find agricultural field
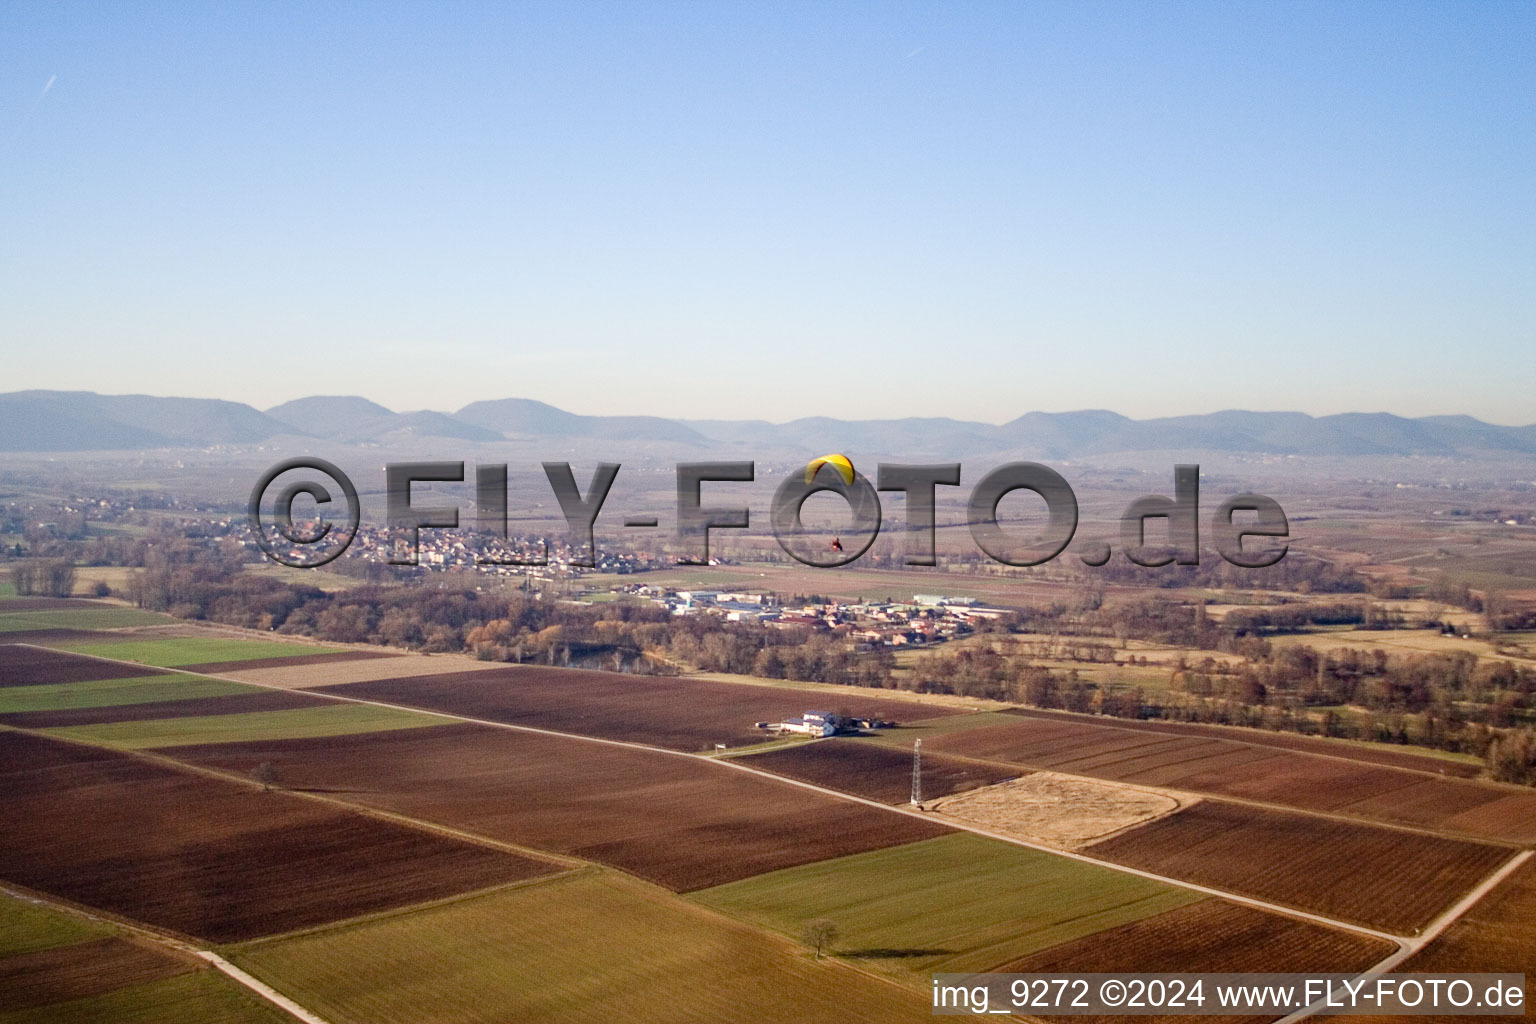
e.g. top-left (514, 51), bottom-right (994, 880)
top-left (0, 963), bottom-right (296, 1024)
top-left (310, 664), bottom-right (965, 751)
top-left (0, 731), bottom-right (557, 942)
top-left (1268, 627), bottom-right (1530, 664)
top-left (231, 870), bottom-right (936, 1024)
top-left (690, 832), bottom-right (1203, 981)
top-left (177, 649), bottom-right (400, 674)
top-left (37, 701), bottom-right (447, 748)
top-left (0, 673), bottom-right (254, 713)
top-left (214, 652), bottom-right (511, 688)
top-left (0, 599), bottom-right (135, 612)
top-left (931, 772), bottom-right (1184, 850)
top-left (0, 645), bottom-right (173, 686)
top-left (2, 622), bottom-right (1528, 1023)
top-left (54, 636), bottom-right (349, 668)
top-left (0, 689), bottom-right (324, 729)
top-left (999, 706), bottom-right (1486, 777)
top-left (1085, 800), bottom-right (1512, 933)
top-left (922, 714), bottom-right (1536, 844)
top-left (0, 895), bottom-right (293, 1024)
top-left (0, 893), bottom-right (113, 957)
top-left (0, 628), bottom-right (104, 647)
top-left (0, 606), bottom-right (174, 632)
top-left (739, 736), bottom-right (1020, 804)
top-left (157, 721), bottom-right (951, 891)
top-left (0, 647), bottom-right (346, 727)
top-left (1333, 856), bottom-right (1536, 1024)
top-left (63, 564), bottom-right (138, 594)
top-left (1, 936), bottom-right (196, 1014)
top-left (1006, 900), bottom-right (1395, 1024)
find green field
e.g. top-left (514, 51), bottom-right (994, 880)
top-left (0, 607), bottom-right (174, 632)
top-left (0, 893), bottom-right (110, 957)
top-left (691, 833), bottom-right (1203, 979)
top-left (0, 582), bottom-right (15, 599)
top-left (0, 969), bottom-right (295, 1024)
top-left (0, 676), bottom-right (259, 714)
top-left (42, 702), bottom-right (445, 749)
top-left (56, 636), bottom-right (347, 667)
top-left (232, 870), bottom-right (933, 1024)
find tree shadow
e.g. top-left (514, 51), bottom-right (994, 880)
top-left (840, 948), bottom-right (956, 959)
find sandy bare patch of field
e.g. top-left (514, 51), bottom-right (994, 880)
top-left (220, 653), bottom-right (503, 688)
top-left (929, 771), bottom-right (1188, 849)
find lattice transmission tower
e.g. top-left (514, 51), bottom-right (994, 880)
top-left (911, 738), bottom-right (922, 807)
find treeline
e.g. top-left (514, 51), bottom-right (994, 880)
top-left (1072, 552), bottom-right (1366, 593)
top-left (9, 559), bottom-right (76, 598)
top-left (892, 628), bottom-right (1536, 780)
top-left (122, 554), bottom-right (900, 687)
top-left (1222, 602), bottom-right (1419, 633)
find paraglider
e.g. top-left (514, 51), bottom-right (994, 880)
top-left (804, 453), bottom-right (855, 486)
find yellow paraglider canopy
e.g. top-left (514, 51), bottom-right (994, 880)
top-left (804, 453), bottom-right (856, 486)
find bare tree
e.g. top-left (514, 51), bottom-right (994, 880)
top-left (802, 918), bottom-right (838, 960)
top-left (253, 761), bottom-right (277, 792)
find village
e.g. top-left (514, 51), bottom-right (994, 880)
top-left (623, 586), bottom-right (1012, 650)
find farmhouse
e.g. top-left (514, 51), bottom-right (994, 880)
top-left (777, 710), bottom-right (838, 737)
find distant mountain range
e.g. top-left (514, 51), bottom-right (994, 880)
top-left (2, 390), bottom-right (1534, 458)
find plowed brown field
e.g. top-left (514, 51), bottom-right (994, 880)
top-left (0, 645), bottom-right (170, 686)
top-left (1086, 801), bottom-right (1510, 933)
top-left (160, 721), bottom-right (951, 891)
top-left (1007, 899), bottom-right (1395, 1024)
top-left (0, 689), bottom-right (321, 728)
top-left (928, 717), bottom-right (1536, 843)
top-left (741, 737), bottom-right (1020, 804)
top-left (0, 732), bottom-right (557, 941)
top-left (312, 665), bottom-right (962, 751)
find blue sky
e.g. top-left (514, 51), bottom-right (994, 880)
top-left (2, 2), bottom-right (1532, 423)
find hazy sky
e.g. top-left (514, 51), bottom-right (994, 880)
top-left (2, 3), bottom-right (1532, 424)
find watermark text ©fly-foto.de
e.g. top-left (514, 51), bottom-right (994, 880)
top-left (248, 455), bottom-right (1289, 571)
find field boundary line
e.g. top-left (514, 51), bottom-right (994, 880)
top-left (14, 643), bottom-right (1415, 949)
top-left (1272, 848), bottom-right (1533, 1024)
top-left (198, 952), bottom-right (335, 1024)
top-left (0, 882), bottom-right (334, 1024)
top-left (230, 866), bottom-right (604, 951)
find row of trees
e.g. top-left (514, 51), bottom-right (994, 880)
top-left (9, 559), bottom-right (76, 598)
